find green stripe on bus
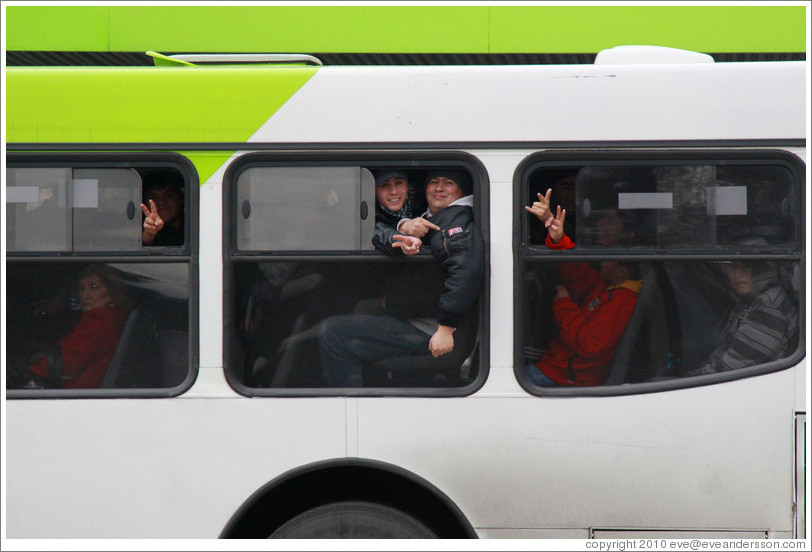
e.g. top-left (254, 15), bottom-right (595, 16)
top-left (6, 66), bottom-right (317, 145)
top-left (489, 6), bottom-right (806, 53)
top-left (6, 5), bottom-right (806, 54)
top-left (180, 152), bottom-right (235, 188)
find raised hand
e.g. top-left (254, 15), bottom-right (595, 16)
top-left (524, 188), bottom-right (553, 222)
top-left (392, 234), bottom-right (422, 255)
top-left (545, 206), bottom-right (567, 244)
top-left (140, 199), bottom-right (164, 245)
top-left (398, 217), bottom-right (440, 239)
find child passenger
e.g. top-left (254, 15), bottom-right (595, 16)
top-left (524, 205), bottom-right (642, 387)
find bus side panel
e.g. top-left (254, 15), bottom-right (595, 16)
top-left (250, 64), bottom-right (805, 144)
top-left (4, 399), bottom-right (348, 538)
top-left (356, 369), bottom-right (797, 536)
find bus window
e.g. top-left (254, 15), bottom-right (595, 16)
top-left (5, 262), bottom-right (191, 390)
top-left (5, 160), bottom-right (194, 396)
top-left (6, 167), bottom-right (146, 252)
top-left (6, 167), bottom-right (72, 251)
top-left (227, 160), bottom-right (486, 394)
top-left (518, 153), bottom-right (803, 392)
top-left (236, 166), bottom-right (375, 251)
top-left (570, 164), bottom-right (798, 250)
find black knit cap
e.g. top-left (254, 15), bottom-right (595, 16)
top-left (375, 169), bottom-right (410, 187)
top-left (425, 169), bottom-right (473, 196)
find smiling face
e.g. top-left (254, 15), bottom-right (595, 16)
top-left (425, 177), bottom-right (463, 214)
top-left (78, 273), bottom-right (112, 312)
top-left (727, 262), bottom-right (753, 297)
top-left (376, 177), bottom-right (409, 212)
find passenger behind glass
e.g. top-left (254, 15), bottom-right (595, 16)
top-left (140, 169), bottom-right (185, 246)
top-left (524, 207), bottom-right (643, 387)
top-left (526, 170), bottom-right (577, 244)
top-left (319, 170), bottom-right (484, 386)
top-left (590, 208), bottom-right (637, 247)
top-left (20, 265), bottom-right (130, 389)
top-left (687, 256), bottom-right (798, 376)
top-left (526, 183), bottom-right (636, 249)
top-left (371, 169), bottom-right (424, 256)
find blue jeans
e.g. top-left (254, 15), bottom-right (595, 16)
top-left (525, 364), bottom-right (557, 387)
top-left (319, 315), bottom-right (432, 387)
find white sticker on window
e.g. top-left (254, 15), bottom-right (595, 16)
top-left (5, 186), bottom-right (39, 203)
top-left (618, 192), bottom-right (673, 210)
top-left (73, 179), bottom-right (99, 208)
top-left (707, 186), bottom-right (747, 216)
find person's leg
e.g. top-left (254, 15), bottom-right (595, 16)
top-left (319, 315), bottom-right (431, 387)
top-left (524, 364), bottom-right (557, 387)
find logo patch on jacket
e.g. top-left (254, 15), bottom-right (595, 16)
top-left (588, 298), bottom-right (600, 311)
top-left (447, 226), bottom-right (463, 236)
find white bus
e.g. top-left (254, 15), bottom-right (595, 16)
top-left (4, 46), bottom-right (807, 540)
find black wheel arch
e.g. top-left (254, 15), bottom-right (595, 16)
top-left (220, 457), bottom-right (477, 538)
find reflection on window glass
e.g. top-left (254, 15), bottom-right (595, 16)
top-left (235, 166), bottom-right (375, 251)
top-left (5, 263), bottom-right (190, 390)
top-left (521, 260), bottom-right (799, 387)
top-left (6, 167), bottom-right (72, 252)
top-left (526, 164), bottom-right (797, 249)
top-left (232, 260), bottom-right (480, 389)
top-left (73, 168), bottom-right (143, 250)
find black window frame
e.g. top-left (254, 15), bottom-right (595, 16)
top-left (5, 152), bottom-right (199, 399)
top-left (514, 149), bottom-right (805, 397)
top-left (223, 150), bottom-right (490, 397)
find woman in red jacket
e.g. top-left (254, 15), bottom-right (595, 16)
top-left (26, 265), bottom-right (128, 389)
top-left (525, 204), bottom-right (642, 387)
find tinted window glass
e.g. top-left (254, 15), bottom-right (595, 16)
top-left (227, 162), bottom-right (485, 394)
top-left (6, 167), bottom-right (72, 252)
top-left (6, 262), bottom-right (190, 391)
top-left (73, 168), bottom-right (142, 251)
top-left (526, 164), bottom-right (798, 250)
top-left (520, 154), bottom-right (803, 392)
top-left (521, 260), bottom-right (800, 386)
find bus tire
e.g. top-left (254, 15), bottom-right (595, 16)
top-left (268, 500), bottom-right (438, 538)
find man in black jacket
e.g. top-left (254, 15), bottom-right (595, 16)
top-left (318, 169), bottom-right (485, 387)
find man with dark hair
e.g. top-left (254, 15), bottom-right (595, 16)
top-left (525, 206), bottom-right (642, 387)
top-left (140, 169), bottom-right (185, 246)
top-left (318, 169), bottom-right (484, 387)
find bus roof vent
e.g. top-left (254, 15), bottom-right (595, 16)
top-left (594, 45), bottom-right (714, 65)
top-left (147, 52), bottom-right (323, 67)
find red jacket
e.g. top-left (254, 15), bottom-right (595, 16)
top-left (29, 305), bottom-right (127, 389)
top-left (534, 233), bottom-right (641, 386)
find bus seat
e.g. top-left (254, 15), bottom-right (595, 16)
top-left (363, 307), bottom-right (479, 387)
top-left (100, 309), bottom-right (160, 388)
top-left (603, 264), bottom-right (669, 386)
